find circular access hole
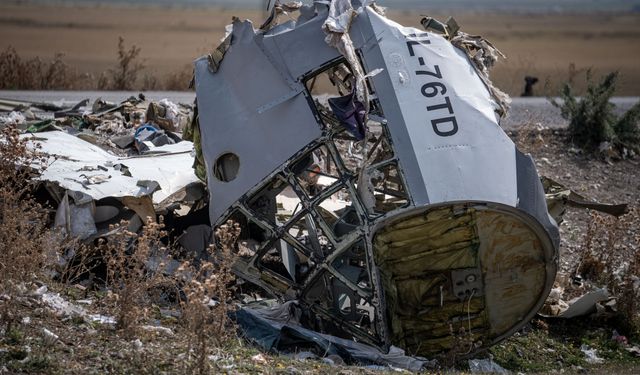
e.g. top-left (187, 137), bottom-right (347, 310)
top-left (213, 152), bottom-right (240, 182)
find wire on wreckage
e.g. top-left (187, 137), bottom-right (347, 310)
top-left (463, 288), bottom-right (477, 355)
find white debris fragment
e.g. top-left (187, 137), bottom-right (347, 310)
top-left (468, 358), bottom-right (509, 374)
top-left (580, 344), bottom-right (604, 364)
top-left (251, 353), bottom-right (267, 364)
top-left (41, 292), bottom-right (86, 318)
top-left (0, 111), bottom-right (26, 125)
top-left (88, 314), bottom-right (116, 325)
top-left (34, 287), bottom-right (116, 325)
top-left (560, 289), bottom-right (609, 318)
top-left (159, 99), bottom-right (180, 125)
top-left (42, 328), bottom-right (59, 345)
top-left (133, 339), bottom-right (143, 351)
top-left (141, 325), bottom-right (174, 336)
top-left (547, 287), bottom-right (563, 303)
top-left (626, 346), bottom-right (640, 357)
top-left (22, 131), bottom-right (198, 205)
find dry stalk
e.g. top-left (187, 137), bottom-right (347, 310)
top-left (440, 324), bottom-right (479, 368)
top-left (576, 207), bottom-right (640, 335)
top-left (100, 218), bottom-right (172, 336)
top-left (0, 126), bottom-right (56, 332)
top-left (178, 220), bottom-right (240, 375)
top-left (99, 37), bottom-right (146, 91)
top-left (511, 121), bottom-right (547, 155)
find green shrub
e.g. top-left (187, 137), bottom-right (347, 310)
top-left (550, 71), bottom-right (640, 154)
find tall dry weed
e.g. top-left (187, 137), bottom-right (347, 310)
top-left (178, 221), bottom-right (240, 375)
top-left (0, 126), bottom-right (54, 331)
top-left (0, 46), bottom-right (85, 90)
top-left (100, 218), bottom-right (173, 336)
top-left (576, 207), bottom-right (640, 335)
top-left (99, 37), bottom-right (146, 91)
top-left (0, 44), bottom-right (191, 91)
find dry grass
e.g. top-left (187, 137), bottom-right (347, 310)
top-left (163, 65), bottom-right (193, 91)
top-left (0, 43), bottom-right (194, 91)
top-left (440, 324), bottom-right (480, 367)
top-left (0, 125), bottom-right (249, 372)
top-left (0, 46), bottom-right (90, 90)
top-left (0, 125), bottom-right (53, 332)
top-left (178, 221), bottom-right (240, 374)
top-left (577, 207), bottom-right (640, 336)
top-left (1, 3), bottom-right (640, 95)
top-left (510, 121), bottom-right (548, 154)
top-left (99, 218), bottom-right (173, 335)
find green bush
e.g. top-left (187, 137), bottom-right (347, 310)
top-left (550, 71), bottom-right (640, 155)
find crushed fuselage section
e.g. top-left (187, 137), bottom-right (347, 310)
top-left (195, 3), bottom-right (558, 357)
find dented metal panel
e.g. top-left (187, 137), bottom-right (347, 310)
top-left (195, 19), bottom-right (322, 223)
top-left (22, 131), bottom-right (199, 204)
top-left (363, 10), bottom-right (518, 207)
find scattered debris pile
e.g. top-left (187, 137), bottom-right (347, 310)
top-left (0, 94), bottom-right (214, 278)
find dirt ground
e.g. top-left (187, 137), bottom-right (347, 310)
top-left (508, 124), bottom-right (640, 276)
top-left (2, 124), bottom-right (639, 373)
top-left (1, 3), bottom-right (640, 95)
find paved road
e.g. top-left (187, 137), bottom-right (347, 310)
top-left (503, 96), bottom-right (639, 129)
top-left (1, 90), bottom-right (637, 129)
top-left (0, 90), bottom-right (197, 107)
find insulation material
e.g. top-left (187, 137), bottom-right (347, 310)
top-left (476, 211), bottom-right (548, 336)
top-left (374, 204), bottom-right (554, 357)
top-left (450, 32), bottom-right (511, 117)
top-left (374, 206), bottom-right (488, 356)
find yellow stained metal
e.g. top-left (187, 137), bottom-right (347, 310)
top-left (476, 211), bottom-right (546, 336)
top-left (374, 205), bottom-right (550, 357)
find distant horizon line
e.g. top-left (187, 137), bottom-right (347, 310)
top-left (7, 0), bottom-right (640, 13)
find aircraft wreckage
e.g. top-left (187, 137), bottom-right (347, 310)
top-left (11, 0), bottom-right (627, 363)
top-left (193, 0), bottom-right (559, 358)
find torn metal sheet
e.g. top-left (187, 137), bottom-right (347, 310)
top-left (195, 0), bottom-right (559, 359)
top-left (21, 131), bottom-right (199, 205)
top-left (542, 176), bottom-right (628, 223)
top-left (235, 301), bottom-right (433, 371)
top-left (541, 288), bottom-right (611, 319)
top-left (54, 192), bottom-right (97, 240)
